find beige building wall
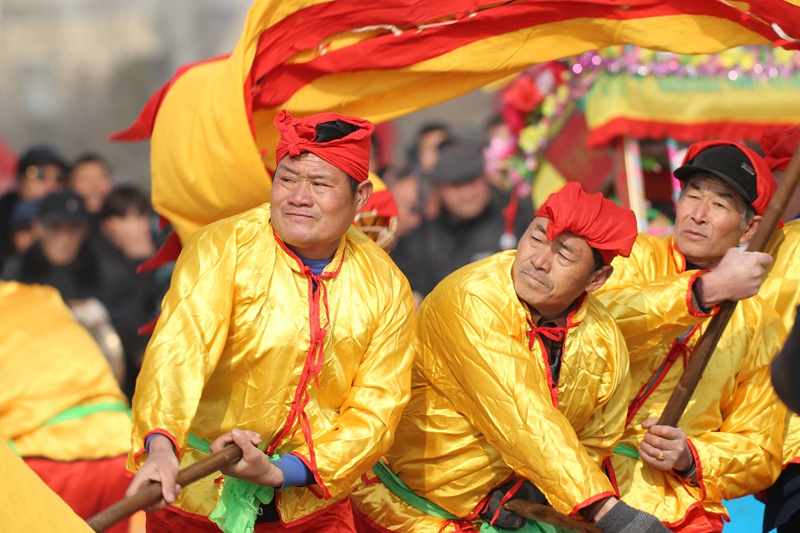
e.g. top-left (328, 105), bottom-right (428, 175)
top-left (0, 0), bottom-right (250, 185)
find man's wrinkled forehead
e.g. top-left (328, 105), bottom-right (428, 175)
top-left (531, 217), bottom-right (585, 246)
top-left (275, 152), bottom-right (345, 179)
top-left (684, 173), bottom-right (747, 207)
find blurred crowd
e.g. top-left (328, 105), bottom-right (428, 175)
top-left (378, 118), bottom-right (535, 307)
top-left (0, 145), bottom-right (169, 400)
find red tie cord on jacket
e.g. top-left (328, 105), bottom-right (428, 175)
top-left (527, 317), bottom-right (567, 408)
top-left (268, 232), bottom-right (345, 499)
top-left (526, 323), bottom-right (567, 346)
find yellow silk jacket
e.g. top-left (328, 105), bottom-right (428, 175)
top-left (762, 220), bottom-right (800, 464)
top-left (128, 203), bottom-right (415, 524)
top-left (597, 234), bottom-right (786, 527)
top-left (0, 282), bottom-right (130, 461)
top-left (352, 252), bottom-right (630, 531)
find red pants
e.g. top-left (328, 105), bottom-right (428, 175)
top-left (147, 497), bottom-right (356, 532)
top-left (24, 455), bottom-right (130, 533)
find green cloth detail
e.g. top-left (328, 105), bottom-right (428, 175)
top-left (189, 434), bottom-right (280, 533)
top-left (187, 432), bottom-right (212, 454)
top-left (209, 472), bottom-right (278, 533)
top-left (613, 443), bottom-right (642, 460)
top-left (373, 461), bottom-right (460, 520)
top-left (41, 401), bottom-right (129, 427)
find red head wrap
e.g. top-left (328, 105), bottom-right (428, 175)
top-left (761, 126), bottom-right (800, 172)
top-left (534, 182), bottom-right (637, 265)
top-left (273, 110), bottom-right (374, 182)
top-left (678, 140), bottom-right (776, 217)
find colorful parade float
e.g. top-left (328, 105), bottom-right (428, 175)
top-left (485, 44), bottom-right (800, 234)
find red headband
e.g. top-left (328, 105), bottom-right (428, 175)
top-left (761, 126), bottom-right (800, 172)
top-left (534, 182), bottom-right (637, 265)
top-left (274, 110), bottom-right (374, 182)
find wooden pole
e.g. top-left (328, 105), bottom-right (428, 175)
top-left (657, 146), bottom-right (800, 426)
top-left (86, 445), bottom-right (242, 532)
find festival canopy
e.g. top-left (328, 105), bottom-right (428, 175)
top-left (113, 0), bottom-right (800, 244)
top-left (583, 45), bottom-right (800, 147)
top-left (485, 44), bottom-right (800, 213)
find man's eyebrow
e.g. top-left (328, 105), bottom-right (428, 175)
top-left (692, 180), bottom-right (736, 201)
top-left (534, 223), bottom-right (547, 234)
top-left (559, 241), bottom-right (575, 254)
top-left (275, 165), bottom-right (334, 181)
top-left (305, 172), bottom-right (336, 181)
top-left (714, 189), bottom-right (735, 201)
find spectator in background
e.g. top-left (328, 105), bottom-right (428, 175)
top-left (408, 122), bottom-right (450, 178)
top-left (484, 113), bottom-right (515, 191)
top-left (2, 190), bottom-right (138, 387)
top-left (393, 142), bottom-right (533, 300)
top-left (390, 170), bottom-right (424, 240)
top-left (99, 185), bottom-right (157, 263)
top-left (408, 122), bottom-right (450, 221)
top-left (0, 144), bottom-right (67, 258)
top-left (8, 199), bottom-right (39, 255)
top-left (97, 185), bottom-right (167, 398)
top-left (69, 153), bottom-right (114, 217)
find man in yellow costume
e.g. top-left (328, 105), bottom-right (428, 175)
top-left (0, 280), bottom-right (132, 533)
top-left (351, 182), bottom-right (670, 533)
top-left (125, 110), bottom-right (415, 533)
top-left (596, 140), bottom-right (787, 533)
top-left (757, 126), bottom-right (800, 533)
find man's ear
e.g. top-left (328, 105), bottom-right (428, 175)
top-left (585, 264), bottom-right (613, 293)
top-left (355, 180), bottom-right (373, 212)
top-left (739, 215), bottom-right (761, 245)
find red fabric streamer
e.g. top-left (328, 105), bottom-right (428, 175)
top-left (534, 182), bottom-right (637, 264)
top-left (273, 110), bottom-right (374, 182)
top-left (761, 126), bottom-right (800, 172)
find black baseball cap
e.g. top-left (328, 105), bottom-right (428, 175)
top-left (673, 144), bottom-right (758, 205)
top-left (429, 144), bottom-right (485, 185)
top-left (36, 191), bottom-right (89, 225)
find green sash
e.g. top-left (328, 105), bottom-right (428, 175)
top-left (372, 462), bottom-right (564, 533)
top-left (372, 461), bottom-right (459, 520)
top-left (7, 400), bottom-right (130, 455)
top-left (41, 401), bottom-right (130, 426)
